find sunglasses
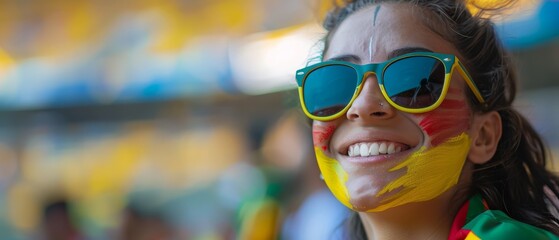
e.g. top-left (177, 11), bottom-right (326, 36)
top-left (295, 52), bottom-right (485, 121)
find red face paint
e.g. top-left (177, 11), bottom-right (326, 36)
top-left (445, 87), bottom-right (462, 96)
top-left (312, 124), bottom-right (336, 151)
top-left (419, 97), bottom-right (471, 146)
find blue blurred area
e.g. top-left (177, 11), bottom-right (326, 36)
top-left (497, 0), bottom-right (559, 50)
top-left (0, 28), bottom-right (234, 109)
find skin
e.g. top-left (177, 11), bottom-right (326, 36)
top-left (312, 3), bottom-right (502, 239)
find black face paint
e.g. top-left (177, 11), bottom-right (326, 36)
top-left (369, 5), bottom-right (381, 60)
top-left (373, 5), bottom-right (381, 26)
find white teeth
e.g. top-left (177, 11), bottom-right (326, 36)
top-left (379, 142), bottom-right (387, 154)
top-left (359, 144), bottom-right (368, 157)
top-left (387, 143), bottom-right (395, 154)
top-left (347, 142), bottom-right (405, 157)
top-left (369, 143), bottom-right (379, 156)
top-left (348, 145), bottom-right (359, 157)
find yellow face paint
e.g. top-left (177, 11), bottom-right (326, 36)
top-left (315, 132), bottom-right (471, 212)
top-left (314, 147), bottom-right (352, 209)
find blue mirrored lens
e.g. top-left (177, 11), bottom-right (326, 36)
top-left (383, 57), bottom-right (445, 109)
top-left (303, 65), bottom-right (357, 117)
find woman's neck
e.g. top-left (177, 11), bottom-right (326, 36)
top-left (359, 192), bottom-right (466, 240)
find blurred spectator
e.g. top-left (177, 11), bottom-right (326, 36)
top-left (117, 205), bottom-right (175, 240)
top-left (281, 188), bottom-right (348, 240)
top-left (279, 149), bottom-right (350, 240)
top-left (39, 200), bottom-right (85, 240)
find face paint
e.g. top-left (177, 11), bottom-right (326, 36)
top-left (312, 124), bottom-right (336, 151)
top-left (314, 132), bottom-right (471, 212)
top-left (373, 5), bottom-right (381, 26)
top-left (314, 146), bottom-right (352, 208)
top-left (370, 132), bottom-right (471, 211)
top-left (368, 6), bottom-right (381, 61)
top-left (369, 37), bottom-right (374, 61)
top-left (419, 93), bottom-right (471, 146)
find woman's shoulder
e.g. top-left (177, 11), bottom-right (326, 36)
top-left (450, 194), bottom-right (559, 240)
top-left (463, 209), bottom-right (559, 240)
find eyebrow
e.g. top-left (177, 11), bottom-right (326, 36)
top-left (386, 47), bottom-right (433, 59)
top-left (326, 54), bottom-right (360, 62)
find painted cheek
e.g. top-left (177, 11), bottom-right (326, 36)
top-left (312, 123), bottom-right (351, 209)
top-left (419, 97), bottom-right (471, 146)
top-left (314, 146), bottom-right (351, 209)
top-left (312, 124), bottom-right (337, 151)
top-left (370, 133), bottom-right (471, 212)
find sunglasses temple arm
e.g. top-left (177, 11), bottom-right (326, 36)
top-left (455, 63), bottom-right (486, 104)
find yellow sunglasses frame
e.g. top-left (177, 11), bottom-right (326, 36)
top-left (295, 52), bottom-right (486, 121)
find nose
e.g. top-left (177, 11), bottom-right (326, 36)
top-left (346, 73), bottom-right (396, 121)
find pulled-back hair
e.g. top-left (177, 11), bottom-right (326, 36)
top-left (320, 0), bottom-right (559, 238)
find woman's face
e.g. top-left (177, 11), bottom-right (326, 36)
top-left (313, 3), bottom-right (475, 212)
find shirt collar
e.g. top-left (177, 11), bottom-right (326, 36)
top-left (448, 194), bottom-right (489, 240)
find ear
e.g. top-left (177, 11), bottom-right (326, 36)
top-left (468, 111), bottom-right (502, 164)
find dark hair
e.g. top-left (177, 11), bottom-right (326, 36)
top-left (320, 0), bottom-right (559, 237)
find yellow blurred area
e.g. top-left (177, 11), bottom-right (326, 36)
top-left (238, 198), bottom-right (281, 240)
top-left (0, 48), bottom-right (14, 66)
top-left (98, 122), bottom-right (244, 193)
top-left (7, 183), bottom-right (41, 232)
top-left (467, 0), bottom-right (541, 20)
top-left (0, 47), bottom-right (14, 83)
top-left (11, 117), bottom-right (249, 231)
top-left (0, 48), bottom-right (14, 80)
top-left (0, 0), bottom-right (264, 58)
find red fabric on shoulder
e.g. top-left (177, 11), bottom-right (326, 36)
top-left (448, 200), bottom-right (471, 240)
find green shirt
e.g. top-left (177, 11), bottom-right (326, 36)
top-left (448, 194), bottom-right (559, 240)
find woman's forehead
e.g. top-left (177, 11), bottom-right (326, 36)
top-left (324, 3), bottom-right (456, 63)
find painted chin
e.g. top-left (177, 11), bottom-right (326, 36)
top-left (346, 170), bottom-right (405, 212)
top-left (337, 146), bottom-right (419, 211)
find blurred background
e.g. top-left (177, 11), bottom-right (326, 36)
top-left (0, 0), bottom-right (558, 239)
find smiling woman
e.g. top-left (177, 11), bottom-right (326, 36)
top-left (295, 0), bottom-right (559, 239)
